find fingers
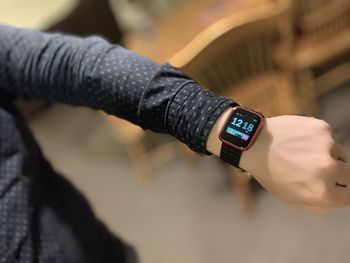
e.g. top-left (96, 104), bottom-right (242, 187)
top-left (292, 163), bottom-right (350, 211)
top-left (327, 133), bottom-right (350, 206)
top-left (303, 158), bottom-right (350, 211)
top-left (328, 163), bottom-right (350, 207)
top-left (330, 142), bottom-right (348, 163)
top-left (335, 162), bottom-right (350, 185)
top-left (262, 116), bottom-right (350, 213)
top-left (318, 120), bottom-right (348, 163)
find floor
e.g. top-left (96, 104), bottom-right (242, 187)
top-left (2, 1), bottom-right (350, 262)
top-left (27, 84), bottom-right (350, 263)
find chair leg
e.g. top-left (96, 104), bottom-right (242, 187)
top-left (179, 143), bottom-right (200, 163)
top-left (227, 166), bottom-right (255, 217)
top-left (126, 143), bottom-right (153, 183)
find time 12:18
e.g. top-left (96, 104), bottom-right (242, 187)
top-left (231, 118), bottom-right (255, 132)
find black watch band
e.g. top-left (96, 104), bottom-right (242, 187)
top-left (220, 143), bottom-right (242, 168)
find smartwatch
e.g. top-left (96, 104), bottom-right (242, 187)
top-left (219, 106), bottom-right (265, 169)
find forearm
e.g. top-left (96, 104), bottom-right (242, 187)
top-left (0, 24), bottom-right (235, 154)
top-left (0, 24), bottom-right (159, 121)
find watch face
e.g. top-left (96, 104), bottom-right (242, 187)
top-left (220, 107), bottom-right (263, 150)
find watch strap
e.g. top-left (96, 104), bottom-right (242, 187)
top-left (220, 143), bottom-right (242, 168)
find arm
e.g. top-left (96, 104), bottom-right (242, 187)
top-left (2, 24), bottom-right (350, 213)
top-left (0, 24), bottom-right (234, 154)
top-left (207, 109), bottom-right (350, 213)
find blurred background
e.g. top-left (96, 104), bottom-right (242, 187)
top-left (1, 0), bottom-right (350, 262)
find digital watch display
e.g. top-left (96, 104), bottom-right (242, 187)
top-left (219, 106), bottom-right (265, 168)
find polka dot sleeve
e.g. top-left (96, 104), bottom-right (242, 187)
top-left (0, 24), bottom-right (237, 155)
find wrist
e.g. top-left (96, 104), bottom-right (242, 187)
top-left (207, 108), bottom-right (271, 173)
top-left (206, 107), bottom-right (232, 156)
top-left (239, 120), bottom-right (271, 172)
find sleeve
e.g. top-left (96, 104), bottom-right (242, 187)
top-left (0, 24), bottom-right (237, 154)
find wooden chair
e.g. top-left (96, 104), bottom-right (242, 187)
top-left (293, 0), bottom-right (350, 95)
top-left (169, 0), bottom-right (301, 215)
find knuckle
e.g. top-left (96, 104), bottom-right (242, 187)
top-left (316, 187), bottom-right (332, 205)
top-left (307, 185), bottom-right (333, 207)
top-left (322, 133), bottom-right (335, 145)
top-left (316, 159), bottom-right (337, 175)
top-left (317, 120), bottom-right (331, 131)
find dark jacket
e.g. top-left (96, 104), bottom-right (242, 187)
top-left (0, 24), bottom-right (234, 262)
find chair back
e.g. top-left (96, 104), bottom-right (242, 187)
top-left (170, 0), bottom-right (300, 117)
top-left (294, 0), bottom-right (350, 41)
top-left (293, 0), bottom-right (350, 96)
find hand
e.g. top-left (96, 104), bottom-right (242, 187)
top-left (207, 111), bottom-right (350, 213)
